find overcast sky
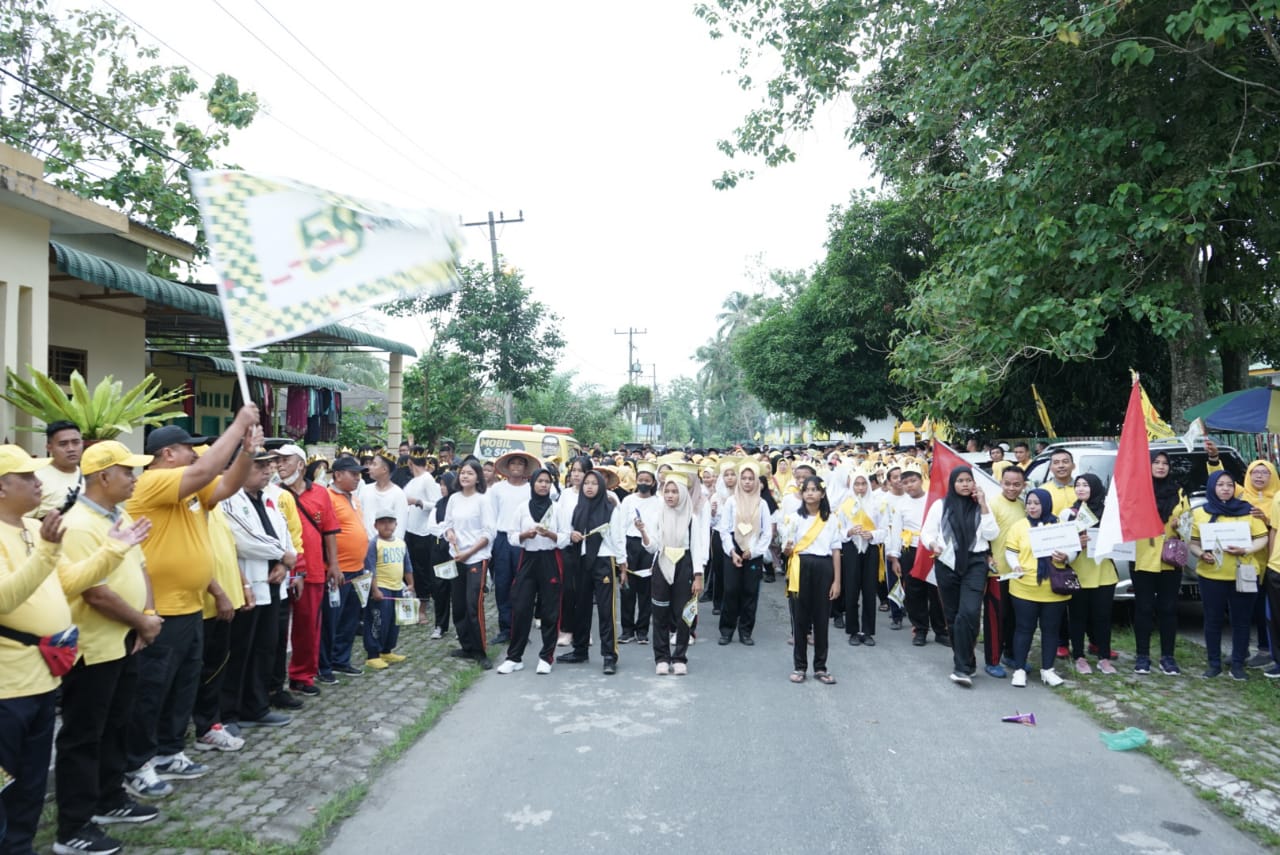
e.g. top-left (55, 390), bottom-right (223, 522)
top-left (94, 0), bottom-right (874, 392)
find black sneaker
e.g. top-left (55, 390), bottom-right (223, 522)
top-left (270, 690), bottom-right (304, 710)
top-left (619, 632), bottom-right (636, 644)
top-left (333, 664), bottom-right (363, 676)
top-left (1230, 663), bottom-right (1249, 682)
top-left (602, 660), bottom-right (617, 675)
top-left (635, 634), bottom-right (649, 645)
top-left (912, 633), bottom-right (927, 647)
top-left (290, 681), bottom-right (321, 697)
top-left (935, 634), bottom-right (953, 648)
top-left (890, 619), bottom-right (903, 630)
top-left (475, 655), bottom-right (493, 670)
top-left (53, 823), bottom-right (122, 855)
top-left (862, 635), bottom-right (876, 647)
top-left (848, 634), bottom-right (863, 646)
top-left (833, 615), bottom-right (845, 629)
top-left (316, 672), bottom-right (338, 685)
top-left (92, 799), bottom-right (159, 825)
top-left (718, 635), bottom-right (732, 645)
top-left (489, 631), bottom-right (511, 645)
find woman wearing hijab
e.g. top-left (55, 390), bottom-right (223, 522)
top-left (1238, 460), bottom-right (1278, 666)
top-left (1005, 488), bottom-right (1077, 687)
top-left (641, 472), bottom-right (708, 674)
top-left (705, 461), bottom-right (738, 613)
top-left (759, 466), bottom-right (780, 583)
top-left (717, 461), bottom-right (771, 646)
top-left (781, 476), bottom-right (842, 684)
top-left (442, 459), bottom-right (496, 669)
top-left (566, 470), bottom-right (627, 674)
top-left (1061, 473), bottom-right (1119, 675)
top-left (839, 469), bottom-right (888, 647)
top-left (423, 471), bottom-right (458, 640)
top-left (920, 466), bottom-right (1000, 687)
top-left (497, 469), bottom-right (563, 675)
top-left (1191, 471), bottom-right (1270, 680)
top-left (1132, 452), bottom-right (1192, 675)
top-left (555, 456), bottom-right (591, 650)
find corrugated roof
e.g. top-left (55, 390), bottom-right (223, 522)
top-left (157, 352), bottom-right (349, 391)
top-left (50, 241), bottom-right (416, 356)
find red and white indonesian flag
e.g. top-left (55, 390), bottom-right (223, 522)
top-left (190, 170), bottom-right (463, 351)
top-left (1095, 378), bottom-right (1165, 555)
top-left (910, 441), bottom-right (1002, 583)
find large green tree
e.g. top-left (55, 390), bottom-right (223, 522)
top-left (401, 350), bottom-right (495, 450)
top-left (733, 194), bottom-right (923, 433)
top-left (0, 0), bottom-right (258, 269)
top-left (697, 0), bottom-right (1280, 426)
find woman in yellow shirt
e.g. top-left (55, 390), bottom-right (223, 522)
top-left (1190, 471), bottom-right (1269, 680)
top-left (1132, 451), bottom-right (1192, 675)
top-left (1004, 488), bottom-right (1076, 688)
top-left (1062, 474), bottom-right (1119, 675)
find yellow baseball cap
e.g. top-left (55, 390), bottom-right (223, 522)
top-left (0, 444), bottom-right (50, 476)
top-left (80, 440), bottom-right (153, 476)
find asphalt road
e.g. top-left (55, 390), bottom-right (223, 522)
top-left (326, 582), bottom-right (1263, 855)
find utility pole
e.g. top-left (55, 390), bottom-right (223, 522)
top-left (650, 363), bottom-right (661, 444)
top-left (613, 328), bottom-right (647, 440)
top-left (463, 210), bottom-right (524, 423)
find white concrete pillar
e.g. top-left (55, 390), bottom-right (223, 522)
top-left (386, 352), bottom-right (403, 446)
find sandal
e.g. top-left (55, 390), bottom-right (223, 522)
top-left (789, 670), bottom-right (806, 683)
top-left (815, 671), bottom-right (837, 685)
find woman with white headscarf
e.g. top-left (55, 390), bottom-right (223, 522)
top-left (640, 472), bottom-right (708, 675)
top-left (716, 460), bottom-right (771, 646)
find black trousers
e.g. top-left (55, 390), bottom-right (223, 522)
top-left (621, 536), bottom-right (653, 637)
top-left (652, 558), bottom-right (694, 664)
top-left (1069, 583), bottom-right (1116, 659)
top-left (56, 645), bottom-right (137, 837)
top-left (1132, 569), bottom-right (1181, 659)
top-left (1012, 595), bottom-right (1067, 671)
top-left (1265, 568), bottom-right (1280, 665)
top-left (451, 560), bottom-right (488, 657)
top-left (0, 690), bottom-right (56, 855)
top-left (936, 555), bottom-right (988, 675)
top-left (904, 549), bottom-right (947, 638)
top-left (410, 533), bottom-right (451, 630)
top-left (572, 556), bottom-right (619, 663)
top-left (558, 548), bottom-right (581, 641)
top-left (507, 549), bottom-right (562, 664)
top-left (192, 616), bottom-right (231, 737)
top-left (270, 591), bottom-right (291, 694)
top-left (719, 553), bottom-right (762, 638)
top-left (843, 543), bottom-right (880, 637)
top-left (127, 610), bottom-right (203, 768)
top-left (793, 554), bottom-right (835, 673)
top-left (707, 524), bottom-right (725, 607)
top-left (222, 588), bottom-right (280, 724)
top-left (981, 577), bottom-right (1013, 666)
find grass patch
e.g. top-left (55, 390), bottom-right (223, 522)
top-left (239, 766), bottom-right (264, 783)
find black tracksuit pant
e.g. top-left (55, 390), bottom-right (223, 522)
top-left (793, 554), bottom-right (835, 673)
top-left (719, 552), bottom-right (762, 639)
top-left (621, 536), bottom-right (653, 639)
top-left (652, 557), bottom-right (695, 664)
top-left (843, 542), bottom-right (880, 637)
top-left (572, 556), bottom-right (618, 663)
top-left (506, 548), bottom-right (562, 664)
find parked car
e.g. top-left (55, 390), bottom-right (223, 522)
top-left (1025, 440), bottom-right (1247, 601)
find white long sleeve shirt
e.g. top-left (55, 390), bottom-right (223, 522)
top-left (718, 498), bottom-right (774, 560)
top-left (488, 479), bottom-right (532, 535)
top-left (360, 482), bottom-right (408, 540)
top-left (220, 488), bottom-right (289, 604)
top-left (507, 503), bottom-right (562, 553)
top-left (443, 491), bottom-right (496, 564)
top-left (404, 473), bottom-right (442, 537)
top-left (920, 501), bottom-right (1001, 568)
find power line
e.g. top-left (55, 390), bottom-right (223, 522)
top-left (253, 0), bottom-right (494, 201)
top-left (97, 0), bottom-right (424, 202)
top-left (0, 131), bottom-right (114, 183)
top-left (0, 65), bottom-right (189, 169)
top-left (208, 0), bottom-right (477, 200)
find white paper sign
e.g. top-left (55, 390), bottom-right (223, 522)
top-left (1027, 522), bottom-right (1081, 558)
top-left (1199, 521), bottom-right (1252, 551)
top-left (1086, 530), bottom-right (1136, 561)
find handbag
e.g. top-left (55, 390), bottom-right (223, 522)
top-left (0, 624), bottom-right (79, 677)
top-left (1160, 536), bottom-right (1189, 568)
top-left (1049, 565), bottom-right (1082, 595)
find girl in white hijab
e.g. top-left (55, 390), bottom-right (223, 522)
top-left (640, 473), bottom-right (709, 675)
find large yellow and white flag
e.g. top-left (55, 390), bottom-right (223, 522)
top-left (190, 170), bottom-right (463, 351)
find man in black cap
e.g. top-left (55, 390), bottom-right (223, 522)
top-left (122, 407), bottom-right (262, 798)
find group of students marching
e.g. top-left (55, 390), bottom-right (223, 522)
top-left (413, 437), bottom-right (1280, 692)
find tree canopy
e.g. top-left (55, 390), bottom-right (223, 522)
top-left (697, 0), bottom-right (1280, 427)
top-left (0, 0), bottom-right (258, 268)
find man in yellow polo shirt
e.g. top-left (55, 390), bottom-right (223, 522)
top-left (0, 444), bottom-right (147, 855)
top-left (123, 408), bottom-right (261, 797)
top-left (54, 441), bottom-right (164, 853)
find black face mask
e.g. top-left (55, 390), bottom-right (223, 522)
top-left (636, 482), bottom-right (654, 496)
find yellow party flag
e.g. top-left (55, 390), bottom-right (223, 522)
top-left (1031, 384), bottom-right (1057, 438)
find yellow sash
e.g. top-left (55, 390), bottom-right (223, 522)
top-left (787, 516), bottom-right (827, 594)
top-left (901, 528), bottom-right (918, 549)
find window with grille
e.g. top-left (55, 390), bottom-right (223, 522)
top-left (47, 347), bottom-right (87, 384)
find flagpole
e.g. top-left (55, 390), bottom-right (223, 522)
top-left (231, 348), bottom-right (253, 407)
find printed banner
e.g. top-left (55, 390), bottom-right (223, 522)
top-left (190, 170), bottom-right (463, 351)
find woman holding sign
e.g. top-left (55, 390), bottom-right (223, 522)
top-left (1191, 471), bottom-right (1269, 680)
top-left (1061, 474), bottom-right (1118, 675)
top-left (1005, 488), bottom-right (1077, 687)
top-left (497, 468), bottom-right (563, 675)
top-left (641, 471), bottom-right (707, 675)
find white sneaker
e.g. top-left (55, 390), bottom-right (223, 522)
top-left (495, 659), bottom-right (523, 675)
top-left (1040, 668), bottom-right (1065, 687)
top-left (656, 661), bottom-right (670, 675)
top-left (430, 627), bottom-right (443, 640)
top-left (124, 760), bottom-right (173, 799)
top-left (557, 632), bottom-right (572, 647)
top-left (536, 659), bottom-right (552, 674)
top-left (673, 662), bottom-right (688, 676)
top-left (195, 723), bottom-right (245, 752)
top-left (1011, 668), bottom-right (1027, 688)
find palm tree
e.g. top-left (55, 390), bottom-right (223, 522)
top-left (263, 351), bottom-right (389, 390)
